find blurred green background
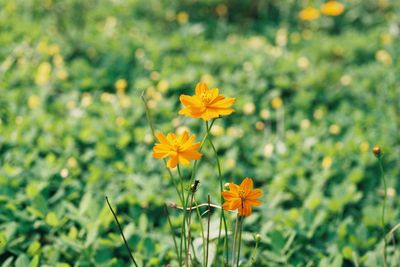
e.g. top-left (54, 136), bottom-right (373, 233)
top-left (0, 0), bottom-right (399, 266)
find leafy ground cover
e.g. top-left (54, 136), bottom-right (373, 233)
top-left (0, 0), bottom-right (399, 266)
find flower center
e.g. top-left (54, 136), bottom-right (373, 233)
top-left (200, 92), bottom-right (212, 104)
top-left (238, 189), bottom-right (246, 199)
top-left (172, 140), bottom-right (181, 152)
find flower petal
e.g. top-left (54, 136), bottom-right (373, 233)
top-left (221, 191), bottom-right (239, 200)
top-left (195, 82), bottom-right (208, 95)
top-left (247, 189), bottom-right (263, 200)
top-left (240, 177), bottom-right (254, 195)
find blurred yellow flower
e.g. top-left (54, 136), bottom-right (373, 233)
top-left (375, 50), bottom-right (392, 65)
top-left (272, 97), bottom-right (283, 109)
top-left (299, 7), bottom-right (320, 21)
top-left (177, 11), bottom-right (189, 24)
top-left (115, 79), bottom-right (127, 92)
top-left (329, 124), bottom-right (341, 135)
top-left (321, 1), bottom-right (344, 16)
top-left (216, 4), bottom-right (228, 17)
top-left (243, 102), bottom-right (255, 115)
top-left (210, 125), bottom-right (224, 136)
top-left (28, 95), bottom-right (40, 109)
top-left (179, 82), bottom-right (235, 121)
top-left (35, 62), bottom-right (52, 86)
top-left (152, 131), bottom-right (202, 168)
top-left (222, 177), bottom-right (263, 217)
top-left (322, 156), bottom-right (333, 169)
top-left (67, 157), bottom-right (78, 168)
top-left (157, 80), bottom-right (169, 92)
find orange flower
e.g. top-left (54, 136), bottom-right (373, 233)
top-left (152, 131), bottom-right (202, 168)
top-left (179, 82), bottom-right (235, 121)
top-left (221, 177), bottom-right (263, 217)
top-left (298, 7), bottom-right (320, 21)
top-left (321, 1), bottom-right (344, 16)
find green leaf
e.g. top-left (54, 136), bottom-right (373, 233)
top-left (15, 254), bottom-right (29, 267)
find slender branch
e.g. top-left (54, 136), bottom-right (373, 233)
top-left (206, 120), bottom-right (228, 265)
top-left (169, 202), bottom-right (225, 211)
top-left (206, 195), bottom-right (211, 267)
top-left (193, 197), bottom-right (207, 266)
top-left (231, 216), bottom-right (239, 267)
top-left (165, 203), bottom-right (180, 264)
top-left (177, 165), bottom-right (188, 267)
top-left (377, 155), bottom-right (388, 267)
top-left (236, 217), bottom-right (244, 267)
top-left (186, 193), bottom-right (195, 267)
top-left (105, 197), bottom-right (138, 267)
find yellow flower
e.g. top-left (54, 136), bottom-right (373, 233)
top-left (115, 79), bottom-right (127, 92)
top-left (152, 131), bottom-right (202, 168)
top-left (321, 1), bottom-right (344, 16)
top-left (221, 177), bottom-right (263, 217)
top-left (179, 82), bottom-right (235, 121)
top-left (299, 7), bottom-right (320, 21)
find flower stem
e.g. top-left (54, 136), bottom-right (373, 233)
top-left (186, 192), bottom-right (195, 267)
top-left (206, 194), bottom-right (211, 267)
top-left (177, 165), bottom-right (189, 267)
top-left (105, 197), bottom-right (138, 267)
top-left (193, 197), bottom-right (207, 266)
top-left (236, 217), bottom-right (244, 267)
top-left (249, 235), bottom-right (260, 267)
top-left (164, 203), bottom-right (180, 263)
top-left (206, 120), bottom-right (228, 265)
top-left (142, 93), bottom-right (186, 266)
top-left (377, 156), bottom-right (388, 267)
top-left (231, 216), bottom-right (239, 267)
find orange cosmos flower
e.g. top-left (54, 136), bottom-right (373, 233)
top-left (321, 1), bottom-right (344, 16)
top-left (179, 82), bottom-right (235, 121)
top-left (152, 131), bottom-right (202, 168)
top-left (221, 177), bottom-right (263, 217)
top-left (299, 7), bottom-right (320, 21)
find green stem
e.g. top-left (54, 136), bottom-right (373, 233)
top-left (193, 197), bottom-right (207, 266)
top-left (236, 217), bottom-right (244, 267)
top-left (231, 216), bottom-right (239, 267)
top-left (186, 193), bottom-right (195, 267)
top-left (377, 156), bottom-right (388, 267)
top-left (178, 165), bottom-right (188, 267)
top-left (164, 203), bottom-right (180, 263)
top-left (206, 120), bottom-right (229, 265)
top-left (206, 195), bottom-right (211, 267)
top-left (142, 93), bottom-right (186, 266)
top-left (249, 236), bottom-right (260, 267)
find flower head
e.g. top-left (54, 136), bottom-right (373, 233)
top-left (321, 1), bottom-right (344, 16)
top-left (152, 131), bottom-right (202, 168)
top-left (299, 7), bottom-right (320, 21)
top-left (179, 82), bottom-right (235, 121)
top-left (221, 177), bottom-right (263, 217)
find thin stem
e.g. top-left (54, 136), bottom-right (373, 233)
top-left (193, 197), bottom-right (207, 266)
top-left (165, 203), bottom-right (180, 264)
top-left (377, 156), bottom-right (388, 267)
top-left (142, 93), bottom-right (186, 267)
top-left (206, 120), bottom-right (228, 265)
top-left (186, 193), bottom-right (195, 267)
top-left (169, 202), bottom-right (224, 211)
top-left (236, 217), bottom-right (244, 267)
top-left (206, 195), bottom-right (211, 267)
top-left (177, 165), bottom-right (188, 267)
top-left (249, 236), bottom-right (260, 267)
top-left (231, 216), bottom-right (239, 267)
top-left (105, 197), bottom-right (138, 267)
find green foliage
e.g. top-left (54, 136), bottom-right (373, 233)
top-left (0, 0), bottom-right (399, 266)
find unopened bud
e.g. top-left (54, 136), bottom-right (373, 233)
top-left (255, 233), bottom-right (261, 242)
top-left (372, 146), bottom-right (381, 157)
top-left (224, 183), bottom-right (230, 191)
